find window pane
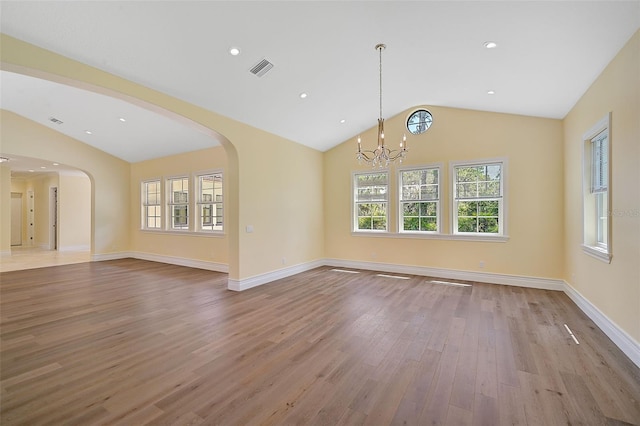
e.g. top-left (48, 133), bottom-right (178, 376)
top-left (358, 217), bottom-right (372, 230)
top-left (421, 184), bottom-right (438, 200)
top-left (478, 201), bottom-right (499, 216)
top-left (420, 202), bottom-right (437, 217)
top-left (478, 217), bottom-right (499, 233)
top-left (372, 217), bottom-right (386, 230)
top-left (402, 185), bottom-right (420, 200)
top-left (404, 217), bottom-right (419, 231)
top-left (458, 201), bottom-right (478, 217)
top-left (456, 182), bottom-right (477, 198)
top-left (358, 203), bottom-right (372, 216)
top-left (403, 202), bottom-right (419, 216)
top-left (421, 217), bottom-right (437, 231)
top-left (458, 217), bottom-right (477, 232)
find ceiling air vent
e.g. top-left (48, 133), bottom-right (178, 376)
top-left (48, 117), bottom-right (64, 125)
top-left (249, 59), bottom-right (274, 77)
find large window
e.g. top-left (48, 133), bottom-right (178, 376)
top-left (582, 114), bottom-right (611, 262)
top-left (354, 172), bottom-right (388, 232)
top-left (168, 177), bottom-right (189, 230)
top-left (452, 161), bottom-right (504, 235)
top-left (399, 167), bottom-right (440, 233)
top-left (142, 180), bottom-right (161, 229)
top-left (197, 172), bottom-right (223, 231)
top-left (141, 172), bottom-right (224, 234)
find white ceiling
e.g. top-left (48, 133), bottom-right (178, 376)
top-left (1, 1), bottom-right (639, 164)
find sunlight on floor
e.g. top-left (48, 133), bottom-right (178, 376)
top-left (0, 246), bottom-right (91, 273)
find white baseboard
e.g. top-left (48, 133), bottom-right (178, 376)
top-left (91, 251), bottom-right (133, 262)
top-left (59, 244), bottom-right (90, 252)
top-left (324, 258), bottom-right (565, 291)
top-left (227, 259), bottom-right (325, 291)
top-left (0, 250), bottom-right (11, 258)
top-left (91, 251), bottom-right (228, 273)
top-left (563, 281), bottom-right (640, 368)
top-left (131, 252), bottom-right (228, 273)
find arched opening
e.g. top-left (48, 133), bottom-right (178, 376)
top-left (0, 67), bottom-right (239, 278)
top-left (0, 155), bottom-right (92, 272)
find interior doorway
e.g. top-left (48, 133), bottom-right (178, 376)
top-left (50, 187), bottom-right (58, 250)
top-left (10, 192), bottom-right (22, 246)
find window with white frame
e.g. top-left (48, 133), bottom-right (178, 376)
top-left (399, 167), bottom-right (440, 232)
top-left (582, 114), bottom-right (611, 262)
top-left (168, 177), bottom-right (189, 230)
top-left (452, 161), bottom-right (504, 235)
top-left (354, 171), bottom-right (388, 232)
top-left (142, 180), bottom-right (161, 229)
top-left (197, 172), bottom-right (223, 231)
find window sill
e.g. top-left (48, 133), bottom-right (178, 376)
top-left (140, 229), bottom-right (225, 238)
top-left (582, 244), bottom-right (611, 263)
top-left (351, 231), bottom-right (509, 242)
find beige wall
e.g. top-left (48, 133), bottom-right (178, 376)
top-left (325, 105), bottom-right (565, 279)
top-left (563, 30), bottom-right (640, 342)
top-left (9, 177), bottom-right (27, 246)
top-left (0, 165), bottom-right (11, 255)
top-left (32, 174), bottom-right (59, 248)
top-left (1, 34), bottom-right (325, 283)
top-left (130, 146), bottom-right (229, 266)
top-left (59, 173), bottom-right (91, 251)
top-left (1, 110), bottom-right (130, 255)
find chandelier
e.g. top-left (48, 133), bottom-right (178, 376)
top-left (356, 43), bottom-right (408, 167)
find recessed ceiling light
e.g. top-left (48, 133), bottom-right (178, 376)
top-left (487, 90), bottom-right (496, 95)
top-left (52, 163), bottom-right (59, 166)
top-left (85, 130), bottom-right (93, 135)
top-left (229, 47), bottom-right (240, 56)
top-left (340, 119), bottom-right (346, 124)
top-left (483, 41), bottom-right (498, 49)
top-left (119, 117), bottom-right (126, 122)
top-left (299, 92), bottom-right (308, 99)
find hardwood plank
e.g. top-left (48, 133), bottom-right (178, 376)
top-left (1, 261), bottom-right (638, 425)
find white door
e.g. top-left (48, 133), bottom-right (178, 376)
top-left (11, 193), bottom-right (22, 246)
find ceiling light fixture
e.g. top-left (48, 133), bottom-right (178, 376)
top-left (299, 92), bottom-right (308, 99)
top-left (487, 90), bottom-right (495, 95)
top-left (340, 119), bottom-right (346, 124)
top-left (85, 130), bottom-right (93, 135)
top-left (119, 117), bottom-right (126, 122)
top-left (229, 47), bottom-right (240, 56)
top-left (356, 43), bottom-right (407, 168)
top-left (484, 41), bottom-right (498, 49)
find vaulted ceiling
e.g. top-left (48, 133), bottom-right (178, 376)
top-left (1, 1), bottom-right (639, 166)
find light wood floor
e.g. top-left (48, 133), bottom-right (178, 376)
top-left (1, 260), bottom-right (638, 425)
top-left (0, 246), bottom-right (91, 273)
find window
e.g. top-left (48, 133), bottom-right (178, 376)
top-left (168, 177), bottom-right (189, 230)
top-left (354, 171), bottom-right (388, 232)
top-left (142, 180), bottom-right (161, 229)
top-left (197, 172), bottom-right (223, 231)
top-left (582, 114), bottom-right (611, 262)
top-left (452, 161), bottom-right (504, 235)
top-left (399, 167), bottom-right (440, 232)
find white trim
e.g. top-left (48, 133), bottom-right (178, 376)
top-left (59, 244), bottom-right (90, 252)
top-left (324, 258), bottom-right (564, 291)
top-left (563, 281), bottom-right (640, 368)
top-left (91, 251), bottom-right (133, 262)
top-left (227, 259), bottom-right (325, 291)
top-left (131, 252), bottom-right (228, 273)
top-left (351, 231), bottom-right (509, 242)
top-left (91, 251), bottom-right (228, 273)
top-left (397, 164), bottom-right (443, 234)
top-left (581, 244), bottom-right (612, 263)
top-left (450, 158), bottom-right (508, 237)
top-left (1, 250), bottom-right (11, 258)
top-left (140, 229), bottom-right (225, 238)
